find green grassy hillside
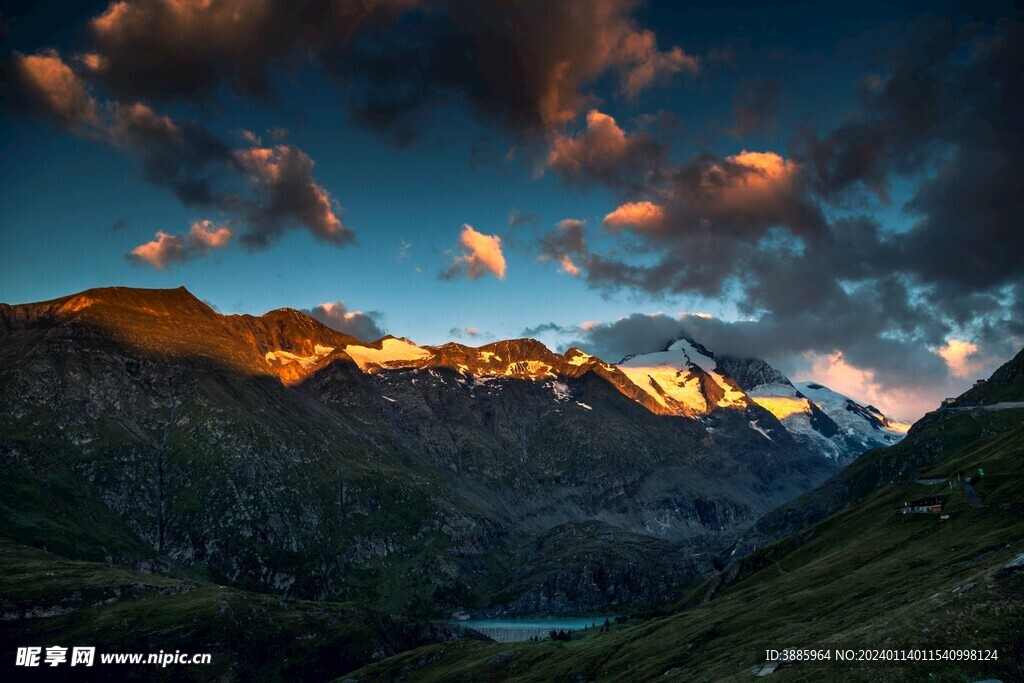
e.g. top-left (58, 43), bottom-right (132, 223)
top-left (0, 538), bottom-right (460, 681)
top-left (746, 346), bottom-right (1024, 547)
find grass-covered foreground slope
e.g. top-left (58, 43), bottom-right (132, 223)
top-left (344, 423), bottom-right (1024, 682)
top-left (747, 346), bottom-right (1024, 548)
top-left (0, 538), bottom-right (463, 681)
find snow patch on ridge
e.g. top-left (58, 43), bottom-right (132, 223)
top-left (265, 344), bottom-right (335, 368)
top-left (550, 381), bottom-right (570, 401)
top-left (617, 363), bottom-right (707, 412)
top-left (504, 360), bottom-right (555, 378)
top-left (748, 420), bottom-right (774, 442)
top-left (748, 383), bottom-right (813, 420)
top-left (344, 338), bottom-right (432, 371)
top-left (567, 350), bottom-right (594, 366)
top-left (669, 339), bottom-right (747, 407)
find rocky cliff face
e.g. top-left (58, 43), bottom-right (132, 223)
top-left (716, 356), bottom-right (791, 392)
top-left (483, 522), bottom-right (714, 615)
top-left (0, 287), bottom-right (837, 616)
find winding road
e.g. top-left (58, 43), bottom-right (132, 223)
top-left (947, 401), bottom-right (1024, 412)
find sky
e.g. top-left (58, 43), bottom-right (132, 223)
top-left (1, 0), bottom-right (1022, 421)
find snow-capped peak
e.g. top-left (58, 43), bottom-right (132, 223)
top-left (613, 338), bottom-right (909, 464)
top-left (616, 338), bottom-right (747, 414)
top-left (795, 382), bottom-right (910, 435)
top-left (666, 338), bottom-right (717, 374)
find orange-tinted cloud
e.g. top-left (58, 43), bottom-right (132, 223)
top-left (529, 1), bottom-right (699, 124)
top-left (558, 255), bottom-right (581, 276)
top-left (803, 351), bottom-right (931, 422)
top-left (603, 201), bottom-right (664, 230)
top-left (539, 218), bottom-right (588, 277)
top-left (9, 45), bottom-right (354, 253)
top-left (616, 31), bottom-right (700, 97)
top-left (113, 100), bottom-right (177, 136)
top-left (303, 301), bottom-right (386, 341)
top-left (549, 111), bottom-right (628, 168)
top-left (698, 151), bottom-right (802, 219)
top-left (9, 50), bottom-right (101, 130)
top-left (88, 0), bottom-right (307, 99)
top-left (127, 219), bottom-right (233, 269)
top-left (82, 0), bottom-right (694, 136)
top-left (936, 339), bottom-right (982, 378)
top-left (547, 110), bottom-right (664, 188)
top-left (441, 225), bottom-right (506, 281)
top-left (188, 220), bottom-right (233, 248)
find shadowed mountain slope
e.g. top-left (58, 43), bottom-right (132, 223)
top-left (1, 286), bottom-right (832, 617)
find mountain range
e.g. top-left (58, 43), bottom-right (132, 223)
top-left (0, 286), bottom-right (908, 618)
top-left (6, 285), bottom-right (1006, 680)
top-left (348, 344), bottom-right (1024, 682)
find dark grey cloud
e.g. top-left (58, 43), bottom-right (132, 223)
top-left (508, 211), bottom-right (540, 229)
top-left (3, 51), bottom-right (102, 132)
top-left (112, 103), bottom-right (353, 248)
top-left (796, 16), bottom-right (960, 202)
top-left (449, 326), bottom-right (483, 339)
top-left (8, 52), bottom-right (353, 255)
top-left (796, 13), bottom-right (1024, 292)
top-left (83, 0), bottom-right (409, 102)
top-left (521, 321), bottom-right (577, 338)
top-left (304, 302), bottom-right (386, 341)
top-left (79, 0), bottom-right (698, 142)
top-left (536, 17), bottom-right (1023, 411)
top-left (233, 145), bottom-right (354, 248)
top-left (540, 219), bottom-right (587, 257)
top-left (547, 110), bottom-right (667, 191)
top-left (112, 102), bottom-right (235, 206)
top-left (336, 0), bottom-right (700, 140)
top-left (728, 78), bottom-right (782, 138)
top-left (564, 309), bottom-right (1008, 419)
top-left (565, 313), bottom-right (682, 361)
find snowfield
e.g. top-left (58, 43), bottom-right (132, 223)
top-left (616, 339), bottom-right (746, 413)
top-left (343, 338), bottom-right (433, 370)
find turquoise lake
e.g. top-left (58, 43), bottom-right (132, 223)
top-left (454, 617), bottom-right (616, 630)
